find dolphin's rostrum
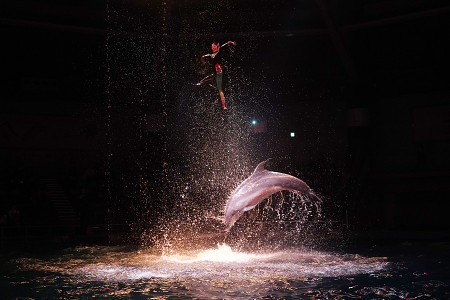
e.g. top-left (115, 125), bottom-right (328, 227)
top-left (224, 160), bottom-right (321, 230)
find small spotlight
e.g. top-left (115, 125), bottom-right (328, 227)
top-left (251, 119), bottom-right (257, 126)
top-left (290, 132), bottom-right (295, 137)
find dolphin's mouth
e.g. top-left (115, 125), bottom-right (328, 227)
top-left (224, 210), bottom-right (244, 231)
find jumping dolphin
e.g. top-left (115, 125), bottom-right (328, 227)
top-left (224, 160), bottom-right (321, 230)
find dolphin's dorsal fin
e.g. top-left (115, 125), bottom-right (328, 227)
top-left (252, 159), bottom-right (270, 174)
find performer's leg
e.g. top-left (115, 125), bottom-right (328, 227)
top-left (219, 90), bottom-right (225, 109)
top-left (215, 64), bottom-right (226, 109)
top-left (196, 73), bottom-right (215, 86)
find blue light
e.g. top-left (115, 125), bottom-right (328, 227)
top-left (251, 119), bottom-right (257, 126)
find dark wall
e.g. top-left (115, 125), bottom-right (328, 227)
top-left (1, 1), bottom-right (450, 234)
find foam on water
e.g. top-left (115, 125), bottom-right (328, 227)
top-left (163, 243), bottom-right (262, 263)
top-left (9, 244), bottom-right (449, 299)
top-left (16, 244), bottom-right (388, 282)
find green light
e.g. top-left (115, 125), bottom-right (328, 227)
top-left (251, 119), bottom-right (257, 125)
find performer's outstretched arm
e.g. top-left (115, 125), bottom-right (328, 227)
top-left (196, 73), bottom-right (215, 85)
top-left (221, 41), bottom-right (236, 48)
top-left (200, 53), bottom-right (212, 63)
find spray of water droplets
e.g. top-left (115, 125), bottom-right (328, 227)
top-left (101, 1), bottom-right (327, 253)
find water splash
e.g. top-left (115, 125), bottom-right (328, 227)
top-left (8, 243), bottom-right (449, 299)
top-left (10, 244), bottom-right (449, 299)
top-left (15, 245), bottom-right (389, 282)
top-left (163, 243), bottom-right (260, 263)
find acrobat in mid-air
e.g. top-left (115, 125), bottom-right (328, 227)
top-left (196, 41), bottom-right (236, 109)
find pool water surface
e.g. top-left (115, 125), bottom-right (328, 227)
top-left (1, 241), bottom-right (449, 299)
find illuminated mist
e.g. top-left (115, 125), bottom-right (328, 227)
top-left (100, 1), bottom-right (328, 255)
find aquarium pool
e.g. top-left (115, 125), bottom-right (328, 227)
top-left (1, 240), bottom-right (449, 299)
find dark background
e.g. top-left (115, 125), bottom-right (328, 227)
top-left (1, 0), bottom-right (450, 247)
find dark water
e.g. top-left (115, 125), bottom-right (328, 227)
top-left (1, 241), bottom-right (449, 299)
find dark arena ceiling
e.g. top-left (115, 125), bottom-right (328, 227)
top-left (1, 0), bottom-right (449, 107)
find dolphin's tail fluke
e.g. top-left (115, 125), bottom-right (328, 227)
top-left (292, 190), bottom-right (322, 204)
top-left (306, 191), bottom-right (323, 218)
top-left (308, 191), bottom-right (322, 204)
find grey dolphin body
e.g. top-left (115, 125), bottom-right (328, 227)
top-left (224, 160), bottom-right (321, 230)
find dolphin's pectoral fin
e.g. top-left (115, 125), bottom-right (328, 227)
top-left (243, 204), bottom-right (258, 212)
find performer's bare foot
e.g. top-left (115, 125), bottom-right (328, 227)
top-left (219, 91), bottom-right (226, 109)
